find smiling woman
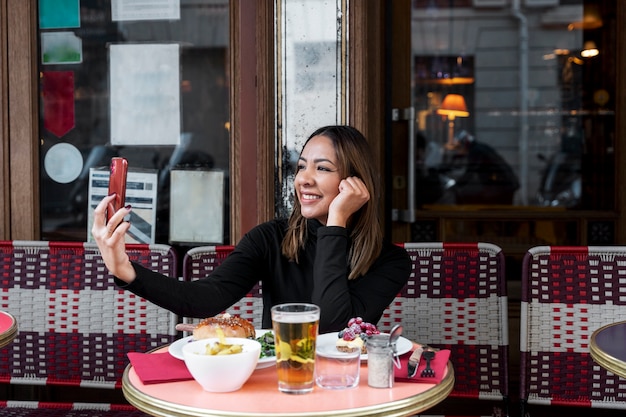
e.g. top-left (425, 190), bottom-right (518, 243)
top-left (92, 125), bottom-right (411, 334)
top-left (283, 125), bottom-right (383, 280)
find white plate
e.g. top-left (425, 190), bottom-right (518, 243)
top-left (316, 332), bottom-right (413, 361)
top-left (168, 329), bottom-right (276, 370)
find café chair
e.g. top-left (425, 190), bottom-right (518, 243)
top-left (182, 245), bottom-right (263, 330)
top-left (0, 240), bottom-right (179, 416)
top-left (378, 242), bottom-right (509, 417)
top-left (520, 245), bottom-right (626, 416)
top-left (0, 401), bottom-right (150, 416)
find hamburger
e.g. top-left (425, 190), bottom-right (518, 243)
top-left (176, 313), bottom-right (256, 340)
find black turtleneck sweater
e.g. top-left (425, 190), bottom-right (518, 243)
top-left (118, 219), bottom-right (411, 333)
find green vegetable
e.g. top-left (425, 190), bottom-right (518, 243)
top-left (255, 331), bottom-right (275, 358)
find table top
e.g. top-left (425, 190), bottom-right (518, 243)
top-left (122, 347), bottom-right (454, 417)
top-left (0, 310), bottom-right (18, 349)
top-left (590, 320), bottom-right (626, 379)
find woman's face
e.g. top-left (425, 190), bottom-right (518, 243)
top-left (295, 135), bottom-right (342, 224)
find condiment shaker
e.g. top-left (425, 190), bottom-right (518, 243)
top-left (367, 334), bottom-right (394, 388)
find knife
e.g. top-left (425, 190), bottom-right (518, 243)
top-left (407, 346), bottom-right (424, 378)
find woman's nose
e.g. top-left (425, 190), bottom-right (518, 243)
top-left (296, 167), bottom-right (313, 185)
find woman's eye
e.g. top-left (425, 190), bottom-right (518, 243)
top-left (296, 164), bottom-right (305, 171)
top-left (317, 166), bottom-right (331, 172)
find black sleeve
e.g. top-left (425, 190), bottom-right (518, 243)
top-left (311, 227), bottom-right (411, 331)
top-left (117, 225), bottom-right (274, 319)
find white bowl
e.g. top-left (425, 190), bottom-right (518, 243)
top-left (182, 337), bottom-right (261, 392)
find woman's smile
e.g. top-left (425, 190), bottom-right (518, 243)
top-left (300, 193), bottom-right (321, 201)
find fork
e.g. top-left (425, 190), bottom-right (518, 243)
top-left (420, 350), bottom-right (436, 378)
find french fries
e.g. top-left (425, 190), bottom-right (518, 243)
top-left (206, 342), bottom-right (243, 355)
top-left (204, 327), bottom-right (244, 355)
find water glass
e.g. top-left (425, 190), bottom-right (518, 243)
top-left (271, 303), bottom-right (320, 394)
top-left (314, 344), bottom-right (360, 389)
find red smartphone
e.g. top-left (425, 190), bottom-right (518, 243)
top-left (106, 157), bottom-right (128, 223)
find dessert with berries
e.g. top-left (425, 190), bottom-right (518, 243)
top-left (336, 317), bottom-right (380, 353)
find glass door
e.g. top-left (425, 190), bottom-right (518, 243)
top-left (388, 0), bottom-right (617, 262)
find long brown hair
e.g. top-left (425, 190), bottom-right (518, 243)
top-left (281, 125), bottom-right (383, 279)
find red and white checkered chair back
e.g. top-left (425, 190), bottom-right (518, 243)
top-left (0, 241), bottom-right (178, 389)
top-left (182, 245), bottom-right (263, 329)
top-left (379, 242), bottom-right (508, 405)
top-left (520, 245), bottom-right (626, 412)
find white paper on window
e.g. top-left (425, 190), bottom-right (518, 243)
top-left (109, 43), bottom-right (181, 146)
top-left (169, 170), bottom-right (224, 244)
top-left (111, 0), bottom-right (181, 22)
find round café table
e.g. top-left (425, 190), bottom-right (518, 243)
top-left (122, 347), bottom-right (454, 417)
top-left (590, 320), bottom-right (626, 379)
top-left (0, 310), bottom-right (18, 348)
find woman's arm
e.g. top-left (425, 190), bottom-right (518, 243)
top-left (311, 227), bottom-right (411, 331)
top-left (115, 262), bottom-right (250, 318)
top-left (118, 222), bottom-right (278, 319)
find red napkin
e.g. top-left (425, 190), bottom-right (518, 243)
top-left (127, 352), bottom-right (194, 384)
top-left (393, 349), bottom-right (451, 384)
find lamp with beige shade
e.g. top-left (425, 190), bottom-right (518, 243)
top-left (436, 93), bottom-right (469, 149)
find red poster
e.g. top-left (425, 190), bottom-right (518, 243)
top-left (42, 71), bottom-right (75, 137)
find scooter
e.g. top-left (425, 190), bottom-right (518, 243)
top-left (535, 151), bottom-right (581, 208)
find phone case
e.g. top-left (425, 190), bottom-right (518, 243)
top-left (106, 157), bottom-right (128, 222)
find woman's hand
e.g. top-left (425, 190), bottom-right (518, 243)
top-left (326, 176), bottom-right (370, 227)
top-left (91, 194), bottom-right (136, 283)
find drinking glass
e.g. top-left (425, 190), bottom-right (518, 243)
top-left (314, 344), bottom-right (360, 389)
top-left (271, 303), bottom-right (320, 394)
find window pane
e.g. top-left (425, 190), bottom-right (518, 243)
top-left (39, 1), bottom-right (230, 245)
top-left (275, 0), bottom-right (348, 218)
top-left (412, 0), bottom-right (614, 211)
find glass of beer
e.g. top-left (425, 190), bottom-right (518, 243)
top-left (271, 303), bottom-right (320, 394)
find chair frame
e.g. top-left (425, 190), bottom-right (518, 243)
top-left (520, 245), bottom-right (626, 415)
top-left (379, 242), bottom-right (509, 416)
top-left (0, 240), bottom-right (178, 415)
top-left (181, 245), bottom-right (264, 330)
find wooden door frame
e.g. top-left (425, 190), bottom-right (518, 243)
top-left (230, 0), bottom-right (274, 242)
top-left (617, 0), bottom-right (626, 243)
top-left (2, 0), bottom-right (39, 240)
top-left (348, 1), bottom-right (394, 237)
top-left (0, 0), bottom-right (9, 238)
top-left (349, 1), bottom-right (385, 158)
top-left (349, 0), bottom-right (412, 242)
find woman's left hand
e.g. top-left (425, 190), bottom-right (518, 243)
top-left (91, 194), bottom-right (136, 283)
top-left (327, 176), bottom-right (370, 227)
